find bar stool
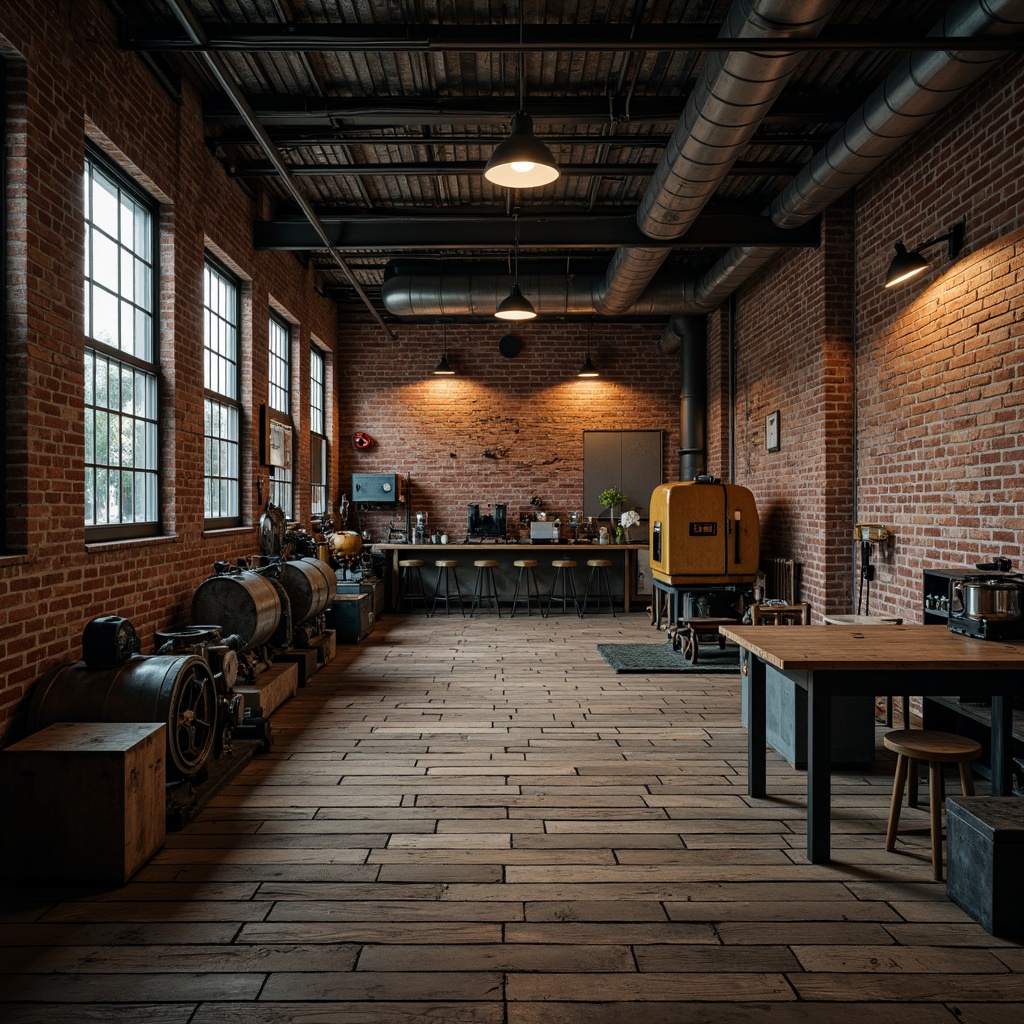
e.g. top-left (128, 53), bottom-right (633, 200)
top-left (397, 559), bottom-right (430, 615)
top-left (510, 559), bottom-right (546, 618)
top-left (431, 559), bottom-right (465, 617)
top-left (581, 558), bottom-right (616, 617)
top-left (469, 559), bottom-right (501, 617)
top-left (883, 728), bottom-right (982, 880)
top-left (547, 559), bottom-right (580, 617)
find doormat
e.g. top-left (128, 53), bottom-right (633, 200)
top-left (596, 643), bottom-right (740, 674)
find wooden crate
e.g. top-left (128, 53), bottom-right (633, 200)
top-left (0, 722), bottom-right (166, 884)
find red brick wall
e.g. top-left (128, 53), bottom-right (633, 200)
top-left (0, 4), bottom-right (338, 741)
top-left (335, 321), bottom-right (681, 541)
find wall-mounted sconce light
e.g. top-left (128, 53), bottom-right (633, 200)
top-left (495, 214), bottom-right (537, 321)
top-left (433, 325), bottom-right (455, 375)
top-left (483, 5), bottom-right (559, 189)
top-left (577, 323), bottom-right (599, 377)
top-left (884, 219), bottom-right (965, 288)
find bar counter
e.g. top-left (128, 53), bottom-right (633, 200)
top-left (375, 542), bottom-right (648, 612)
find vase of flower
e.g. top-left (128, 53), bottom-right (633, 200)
top-left (598, 486), bottom-right (627, 537)
top-left (620, 508), bottom-right (641, 543)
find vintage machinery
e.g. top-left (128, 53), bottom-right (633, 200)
top-left (28, 620), bottom-right (224, 779)
top-left (278, 556), bottom-right (336, 648)
top-left (650, 478), bottom-right (759, 586)
top-left (468, 502), bottom-right (507, 540)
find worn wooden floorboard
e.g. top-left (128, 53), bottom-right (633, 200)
top-left (1, 611), bottom-right (1017, 1021)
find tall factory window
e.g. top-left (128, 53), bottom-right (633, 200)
top-left (267, 312), bottom-right (293, 518)
top-left (83, 147), bottom-right (159, 540)
top-left (203, 257), bottom-right (241, 526)
top-left (310, 345), bottom-right (328, 518)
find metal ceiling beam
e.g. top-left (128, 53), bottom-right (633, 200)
top-left (203, 95), bottom-right (850, 128)
top-left (230, 160), bottom-right (801, 178)
top-left (253, 213), bottom-right (820, 251)
top-left (123, 22), bottom-right (1024, 53)
top-left (212, 129), bottom-right (827, 149)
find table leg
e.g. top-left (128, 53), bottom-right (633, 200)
top-left (389, 550), bottom-right (400, 611)
top-left (624, 548), bottom-right (632, 613)
top-left (747, 655), bottom-right (766, 799)
top-left (807, 682), bottom-right (832, 863)
top-left (991, 695), bottom-right (1010, 796)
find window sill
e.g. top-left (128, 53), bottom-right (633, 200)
top-left (202, 525), bottom-right (253, 539)
top-left (85, 533), bottom-right (178, 554)
top-left (0, 552), bottom-right (32, 571)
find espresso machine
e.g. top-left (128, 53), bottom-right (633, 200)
top-left (467, 503), bottom-right (507, 540)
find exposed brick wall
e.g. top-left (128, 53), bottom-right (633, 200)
top-left (0, 3), bottom-right (338, 742)
top-left (335, 321), bottom-right (681, 541)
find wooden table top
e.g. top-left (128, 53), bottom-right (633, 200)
top-left (376, 542), bottom-right (648, 551)
top-left (719, 623), bottom-right (1024, 672)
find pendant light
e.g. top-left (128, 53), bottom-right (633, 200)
top-left (884, 220), bottom-right (965, 288)
top-left (578, 322), bottom-right (599, 377)
top-left (483, 5), bottom-right (559, 189)
top-left (433, 324), bottom-right (455, 374)
top-left (495, 214), bottom-right (536, 321)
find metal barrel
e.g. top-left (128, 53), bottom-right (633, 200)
top-left (190, 571), bottom-right (280, 651)
top-left (27, 654), bottom-right (216, 776)
top-left (279, 557), bottom-right (335, 624)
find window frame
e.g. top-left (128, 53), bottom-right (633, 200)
top-left (267, 311), bottom-right (293, 518)
top-left (83, 144), bottom-right (161, 542)
top-left (203, 254), bottom-right (243, 529)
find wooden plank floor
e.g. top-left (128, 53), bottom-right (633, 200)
top-left (2, 611), bottom-right (1021, 1023)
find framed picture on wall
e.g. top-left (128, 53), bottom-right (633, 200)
top-left (765, 410), bottom-right (780, 452)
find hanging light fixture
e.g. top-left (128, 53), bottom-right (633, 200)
top-left (433, 324), bottom-right (455, 374)
top-left (884, 220), bottom-right (966, 288)
top-left (483, 5), bottom-right (559, 189)
top-left (495, 214), bottom-right (536, 321)
top-left (578, 322), bottom-right (599, 377)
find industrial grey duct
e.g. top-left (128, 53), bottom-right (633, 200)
top-left (382, 0), bottom-right (1024, 321)
top-left (383, 0), bottom-right (839, 319)
top-left (667, 316), bottom-right (710, 481)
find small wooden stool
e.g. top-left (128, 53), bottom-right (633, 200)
top-left (511, 559), bottom-right (545, 618)
top-left (751, 602), bottom-right (810, 625)
top-left (397, 559), bottom-right (430, 615)
top-left (581, 559), bottom-right (615, 617)
top-left (431, 559), bottom-right (465, 616)
top-left (547, 559), bottom-right (580, 617)
top-left (470, 559), bottom-right (501, 617)
top-left (883, 729), bottom-right (982, 880)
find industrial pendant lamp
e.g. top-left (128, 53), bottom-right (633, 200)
top-left (884, 220), bottom-right (966, 288)
top-left (433, 325), bottom-right (455, 374)
top-left (483, 6), bottom-right (559, 189)
top-left (577, 323), bottom-right (599, 377)
top-left (495, 214), bottom-right (536, 321)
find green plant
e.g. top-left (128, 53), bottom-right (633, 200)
top-left (598, 486), bottom-right (627, 510)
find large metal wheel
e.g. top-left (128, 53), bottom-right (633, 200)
top-left (169, 657), bottom-right (216, 774)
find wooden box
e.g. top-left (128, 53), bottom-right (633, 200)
top-left (325, 592), bottom-right (373, 642)
top-left (0, 722), bottom-right (166, 884)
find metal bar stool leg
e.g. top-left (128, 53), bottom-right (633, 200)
top-left (547, 560), bottom-right (580, 617)
top-left (470, 560), bottom-right (501, 617)
top-left (398, 559), bottom-right (430, 615)
top-left (432, 560), bottom-right (465, 617)
top-left (582, 559), bottom-right (615, 617)
top-left (511, 560), bottom-right (545, 618)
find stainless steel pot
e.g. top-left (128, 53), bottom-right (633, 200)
top-left (951, 578), bottom-right (1023, 621)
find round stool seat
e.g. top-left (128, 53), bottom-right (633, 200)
top-left (398, 559), bottom-right (426, 568)
top-left (435, 559), bottom-right (460, 568)
top-left (551, 559), bottom-right (577, 569)
top-left (513, 559), bottom-right (539, 568)
top-left (473, 559), bottom-right (499, 568)
top-left (883, 730), bottom-right (982, 763)
top-left (586, 558), bottom-right (613, 568)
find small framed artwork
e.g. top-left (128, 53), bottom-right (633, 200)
top-left (765, 410), bottom-right (780, 452)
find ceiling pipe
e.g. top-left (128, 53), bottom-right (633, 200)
top-left (384, 0), bottom-right (840, 319)
top-left (382, 0), bottom-right (1024, 322)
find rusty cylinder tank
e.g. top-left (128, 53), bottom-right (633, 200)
top-left (27, 654), bottom-right (216, 777)
top-left (190, 570), bottom-right (281, 651)
top-left (279, 557), bottom-right (335, 624)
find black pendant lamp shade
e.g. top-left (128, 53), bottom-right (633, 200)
top-left (484, 112), bottom-right (560, 189)
top-left (433, 326), bottom-right (455, 374)
top-left (495, 282), bottom-right (536, 321)
top-left (578, 324), bottom-right (599, 377)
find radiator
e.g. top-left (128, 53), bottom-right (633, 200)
top-left (763, 557), bottom-right (799, 605)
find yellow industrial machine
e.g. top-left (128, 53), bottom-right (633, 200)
top-left (649, 478), bottom-right (759, 585)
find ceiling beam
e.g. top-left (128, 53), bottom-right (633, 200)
top-left (123, 22), bottom-right (1024, 54)
top-left (230, 160), bottom-right (801, 178)
top-left (253, 213), bottom-right (821, 251)
top-left (204, 95), bottom-right (850, 128)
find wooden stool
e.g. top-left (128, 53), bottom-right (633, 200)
top-left (581, 559), bottom-right (615, 617)
top-left (547, 559), bottom-right (580, 617)
top-left (431, 559), bottom-right (465, 616)
top-left (470, 559), bottom-right (501, 617)
top-left (397, 559), bottom-right (430, 615)
top-left (883, 729), bottom-right (982, 880)
top-left (511, 559), bottom-right (545, 618)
